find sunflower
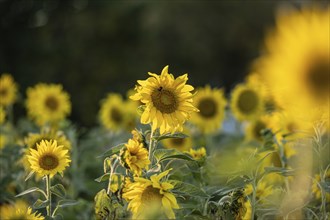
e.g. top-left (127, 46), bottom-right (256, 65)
top-left (27, 140), bottom-right (71, 178)
top-left (162, 128), bottom-right (192, 152)
top-left (254, 7), bottom-right (329, 129)
top-left (0, 200), bottom-right (44, 220)
top-left (0, 73), bottom-right (18, 107)
top-left (190, 85), bottom-right (227, 134)
top-left (230, 83), bottom-right (265, 121)
top-left (245, 180), bottom-right (273, 201)
top-left (99, 93), bottom-right (137, 132)
top-left (187, 147), bottom-right (206, 160)
top-left (26, 83), bottom-right (71, 126)
top-left (246, 73), bottom-right (279, 114)
top-left (245, 115), bottom-right (271, 142)
top-left (267, 111), bottom-right (310, 140)
top-left (25, 129), bottom-right (71, 150)
top-left (120, 138), bottom-right (150, 176)
top-left (0, 106), bottom-right (5, 124)
top-left (122, 169), bottom-right (179, 219)
top-left (130, 65), bottom-right (199, 134)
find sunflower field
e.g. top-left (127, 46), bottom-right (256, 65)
top-left (0, 1), bottom-right (329, 220)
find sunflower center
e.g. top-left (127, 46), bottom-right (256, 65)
top-left (39, 154), bottom-right (59, 170)
top-left (171, 138), bottom-right (185, 146)
top-left (45, 96), bottom-right (59, 111)
top-left (0, 88), bottom-right (8, 97)
top-left (141, 186), bottom-right (162, 204)
top-left (306, 60), bottom-right (329, 100)
top-left (286, 122), bottom-right (297, 133)
top-left (151, 88), bottom-right (178, 114)
top-left (198, 98), bottom-right (217, 118)
top-left (237, 90), bottom-right (259, 114)
top-left (110, 108), bottom-right (123, 123)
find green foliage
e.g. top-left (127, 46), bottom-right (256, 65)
top-left (154, 148), bottom-right (194, 163)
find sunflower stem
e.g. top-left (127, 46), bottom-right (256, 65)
top-left (107, 157), bottom-right (118, 195)
top-left (250, 172), bottom-right (257, 220)
top-left (148, 129), bottom-right (156, 164)
top-left (45, 175), bottom-right (52, 216)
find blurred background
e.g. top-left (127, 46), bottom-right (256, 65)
top-left (0, 0), bottom-right (316, 127)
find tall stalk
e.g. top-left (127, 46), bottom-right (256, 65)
top-left (45, 175), bottom-right (52, 216)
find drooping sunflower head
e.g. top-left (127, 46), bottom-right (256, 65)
top-left (0, 200), bottom-right (44, 220)
top-left (99, 93), bottom-right (137, 132)
top-left (230, 83), bottom-right (265, 122)
top-left (0, 73), bottom-right (18, 107)
top-left (162, 131), bottom-right (193, 152)
top-left (0, 106), bottom-right (5, 124)
top-left (130, 65), bottom-right (199, 134)
top-left (27, 140), bottom-right (71, 178)
top-left (26, 83), bottom-right (71, 126)
top-left (190, 85), bottom-right (227, 134)
top-left (120, 138), bottom-right (150, 176)
top-left (123, 169), bottom-right (179, 219)
top-left (255, 7), bottom-right (329, 125)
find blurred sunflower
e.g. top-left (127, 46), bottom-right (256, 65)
top-left (0, 106), bottom-right (5, 124)
top-left (190, 85), bottom-right (227, 134)
top-left (246, 73), bottom-right (279, 113)
top-left (268, 111), bottom-right (310, 140)
top-left (255, 7), bottom-right (329, 128)
top-left (162, 128), bottom-right (192, 152)
top-left (245, 180), bottom-right (273, 201)
top-left (123, 169), bottom-right (179, 219)
top-left (120, 138), bottom-right (150, 176)
top-left (130, 65), bottom-right (199, 134)
top-left (27, 140), bottom-right (71, 178)
top-left (99, 93), bottom-right (136, 132)
top-left (0, 200), bottom-right (44, 220)
top-left (230, 83), bottom-right (264, 121)
top-left (26, 83), bottom-right (71, 126)
top-left (187, 147), bottom-right (206, 160)
top-left (242, 200), bottom-right (252, 220)
top-left (245, 115), bottom-right (271, 142)
top-left (0, 73), bottom-right (18, 106)
top-left (25, 129), bottom-right (71, 150)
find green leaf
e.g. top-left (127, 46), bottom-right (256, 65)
top-left (169, 180), bottom-right (208, 197)
top-left (153, 132), bottom-right (188, 141)
top-left (50, 184), bottom-right (66, 198)
top-left (24, 171), bottom-right (35, 181)
top-left (95, 173), bottom-right (110, 182)
top-left (154, 149), bottom-right (194, 163)
top-left (33, 199), bottom-right (49, 209)
top-left (16, 187), bottom-right (45, 198)
top-left (98, 143), bottom-right (125, 158)
top-left (57, 199), bottom-right (79, 208)
top-left (94, 189), bottom-right (111, 220)
top-left (264, 167), bottom-right (295, 176)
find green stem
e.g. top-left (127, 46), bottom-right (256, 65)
top-left (46, 175), bottom-right (52, 216)
top-left (148, 129), bottom-right (156, 164)
top-left (107, 158), bottom-right (118, 195)
top-left (250, 177), bottom-right (257, 220)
